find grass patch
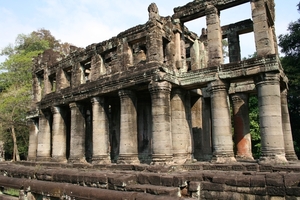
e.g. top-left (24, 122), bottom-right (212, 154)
top-left (3, 188), bottom-right (19, 197)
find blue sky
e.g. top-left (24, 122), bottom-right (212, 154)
top-left (0, 0), bottom-right (299, 63)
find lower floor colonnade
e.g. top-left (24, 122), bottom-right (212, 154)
top-left (28, 74), bottom-right (298, 164)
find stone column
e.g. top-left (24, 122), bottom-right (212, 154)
top-left (255, 73), bottom-right (287, 163)
top-left (149, 81), bottom-right (173, 164)
top-left (206, 5), bottom-right (223, 67)
top-left (228, 32), bottom-right (241, 63)
top-left (231, 93), bottom-right (253, 160)
top-left (209, 80), bottom-right (236, 163)
top-left (68, 102), bottom-right (86, 163)
top-left (27, 119), bottom-right (39, 161)
top-left (171, 88), bottom-right (192, 164)
top-left (117, 90), bottom-right (139, 164)
top-left (251, 0), bottom-right (275, 56)
top-left (36, 110), bottom-right (51, 161)
top-left (281, 89), bottom-right (298, 161)
top-left (174, 30), bottom-right (182, 70)
top-left (51, 106), bottom-right (67, 162)
top-left (91, 97), bottom-right (111, 164)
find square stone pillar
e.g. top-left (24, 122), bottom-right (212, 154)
top-left (202, 95), bottom-right (213, 160)
top-left (32, 74), bottom-right (42, 109)
top-left (147, 3), bottom-right (164, 64)
top-left (56, 68), bottom-right (70, 91)
top-left (51, 106), bottom-right (67, 162)
top-left (149, 81), bottom-right (173, 164)
top-left (171, 88), bottom-right (192, 164)
top-left (117, 90), bottom-right (139, 164)
top-left (36, 110), bottom-right (51, 161)
top-left (281, 89), bottom-right (298, 161)
top-left (68, 102), bottom-right (86, 163)
top-left (208, 80), bottom-right (236, 163)
top-left (43, 68), bottom-right (52, 95)
top-left (91, 97), bottom-right (111, 164)
top-left (231, 93), bottom-right (253, 160)
top-left (255, 73), bottom-right (287, 163)
top-left (228, 32), bottom-right (241, 63)
top-left (91, 54), bottom-right (106, 81)
top-left (27, 118), bottom-right (39, 161)
top-left (191, 92), bottom-right (202, 161)
top-left (251, 0), bottom-right (275, 56)
top-left (206, 5), bottom-right (223, 67)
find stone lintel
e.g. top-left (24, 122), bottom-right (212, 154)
top-left (173, 0), bottom-right (250, 23)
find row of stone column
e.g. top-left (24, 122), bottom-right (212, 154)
top-left (229, 73), bottom-right (297, 163)
top-left (28, 73), bottom-right (297, 164)
top-left (28, 81), bottom-right (193, 164)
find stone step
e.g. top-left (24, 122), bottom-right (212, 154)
top-left (126, 184), bottom-right (181, 197)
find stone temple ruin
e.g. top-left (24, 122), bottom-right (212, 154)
top-left (27, 0), bottom-right (298, 166)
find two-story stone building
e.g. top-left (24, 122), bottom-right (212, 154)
top-left (27, 0), bottom-right (298, 165)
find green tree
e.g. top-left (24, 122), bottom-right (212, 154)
top-left (0, 29), bottom-right (64, 160)
top-left (249, 95), bottom-right (260, 159)
top-left (278, 4), bottom-right (300, 157)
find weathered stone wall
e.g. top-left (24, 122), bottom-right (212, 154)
top-left (1, 163), bottom-right (300, 199)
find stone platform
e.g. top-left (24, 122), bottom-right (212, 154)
top-left (0, 161), bottom-right (300, 199)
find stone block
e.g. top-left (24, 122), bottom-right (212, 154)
top-left (266, 173), bottom-right (284, 187)
top-left (145, 185), bottom-right (179, 196)
top-left (185, 172), bottom-right (203, 182)
top-left (84, 173), bottom-right (108, 184)
top-left (285, 187), bottom-right (300, 196)
top-left (202, 172), bottom-right (214, 182)
top-left (284, 173), bottom-right (300, 187)
top-left (266, 186), bottom-right (285, 196)
top-left (212, 174), bottom-right (237, 186)
top-left (236, 175), bottom-right (251, 187)
top-left (236, 187), bottom-right (251, 194)
top-left (201, 182), bottom-right (224, 191)
top-left (250, 187), bottom-right (267, 195)
top-left (135, 192), bottom-right (181, 200)
top-left (173, 175), bottom-right (188, 187)
top-left (108, 174), bottom-right (136, 187)
top-left (215, 164), bottom-right (232, 171)
top-left (285, 197), bottom-right (299, 200)
top-left (260, 164), bottom-right (273, 172)
top-left (251, 175), bottom-right (266, 187)
top-left (161, 175), bottom-right (174, 187)
top-left (137, 172), bottom-right (161, 186)
top-left (189, 181), bottom-right (200, 192)
top-left (232, 164), bottom-right (245, 171)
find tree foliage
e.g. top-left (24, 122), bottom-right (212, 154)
top-left (249, 95), bottom-right (260, 159)
top-left (0, 29), bottom-right (64, 160)
top-left (278, 4), bottom-right (300, 157)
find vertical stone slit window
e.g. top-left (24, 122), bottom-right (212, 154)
top-left (163, 37), bottom-right (170, 64)
top-left (185, 41), bottom-right (192, 71)
top-left (101, 48), bottom-right (117, 74)
top-left (80, 61), bottom-right (91, 83)
top-left (48, 74), bottom-right (56, 92)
